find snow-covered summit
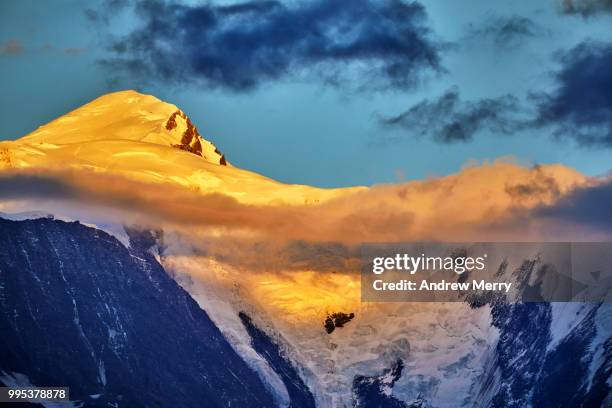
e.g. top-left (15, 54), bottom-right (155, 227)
top-left (0, 90), bottom-right (359, 205)
top-left (19, 90), bottom-right (227, 165)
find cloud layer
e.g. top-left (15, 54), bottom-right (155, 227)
top-left (101, 0), bottom-right (442, 91)
top-left (0, 161), bottom-right (596, 240)
top-left (2, 160), bottom-right (609, 273)
top-left (466, 15), bottom-right (542, 49)
top-left (536, 178), bottom-right (612, 231)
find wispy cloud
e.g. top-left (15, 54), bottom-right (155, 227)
top-left (465, 15), bottom-right (544, 49)
top-left (559, 0), bottom-right (612, 16)
top-left (0, 39), bottom-right (23, 56)
top-left (99, 0), bottom-right (443, 91)
top-left (379, 87), bottom-right (523, 143)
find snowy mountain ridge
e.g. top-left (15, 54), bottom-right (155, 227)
top-left (16, 90), bottom-right (227, 165)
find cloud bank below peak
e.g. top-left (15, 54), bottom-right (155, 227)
top-left (0, 160), bottom-right (597, 243)
top-left (2, 160), bottom-right (610, 272)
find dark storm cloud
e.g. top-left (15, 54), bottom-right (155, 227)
top-left (100, 0), bottom-right (442, 91)
top-left (532, 41), bottom-right (612, 147)
top-left (380, 87), bottom-right (522, 143)
top-left (560, 0), bottom-right (612, 16)
top-left (382, 41), bottom-right (612, 147)
top-left (466, 15), bottom-right (542, 48)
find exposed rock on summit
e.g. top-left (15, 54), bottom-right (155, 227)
top-left (324, 312), bottom-right (355, 334)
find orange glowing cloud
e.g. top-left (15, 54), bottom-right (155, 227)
top-left (0, 158), bottom-right (599, 248)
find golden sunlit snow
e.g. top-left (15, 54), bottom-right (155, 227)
top-left (0, 90), bottom-right (361, 205)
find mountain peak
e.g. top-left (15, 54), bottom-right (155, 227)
top-left (0, 90), bottom-right (358, 205)
top-left (19, 90), bottom-right (227, 166)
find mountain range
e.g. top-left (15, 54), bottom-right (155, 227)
top-left (0, 91), bottom-right (609, 407)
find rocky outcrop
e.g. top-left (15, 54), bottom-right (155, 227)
top-left (467, 257), bottom-right (612, 408)
top-left (239, 312), bottom-right (316, 408)
top-left (324, 312), bottom-right (355, 334)
top-left (0, 147), bottom-right (11, 169)
top-left (166, 109), bottom-right (227, 165)
top-left (167, 110), bottom-right (204, 156)
top-left (353, 359), bottom-right (408, 407)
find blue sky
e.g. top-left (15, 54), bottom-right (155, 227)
top-left (1, 0), bottom-right (611, 187)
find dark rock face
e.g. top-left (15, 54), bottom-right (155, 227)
top-left (533, 307), bottom-right (610, 407)
top-left (324, 312), bottom-right (355, 334)
top-left (0, 218), bottom-right (275, 407)
top-left (483, 299), bottom-right (610, 408)
top-left (462, 257), bottom-right (611, 408)
top-left (489, 300), bottom-right (611, 408)
top-left (167, 110), bottom-right (204, 156)
top-left (239, 312), bottom-right (316, 408)
top-left (488, 301), bottom-right (552, 407)
top-left (165, 111), bottom-right (179, 130)
top-left (178, 116), bottom-right (203, 155)
top-left (353, 359), bottom-right (410, 408)
top-left (468, 260), bottom-right (612, 408)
